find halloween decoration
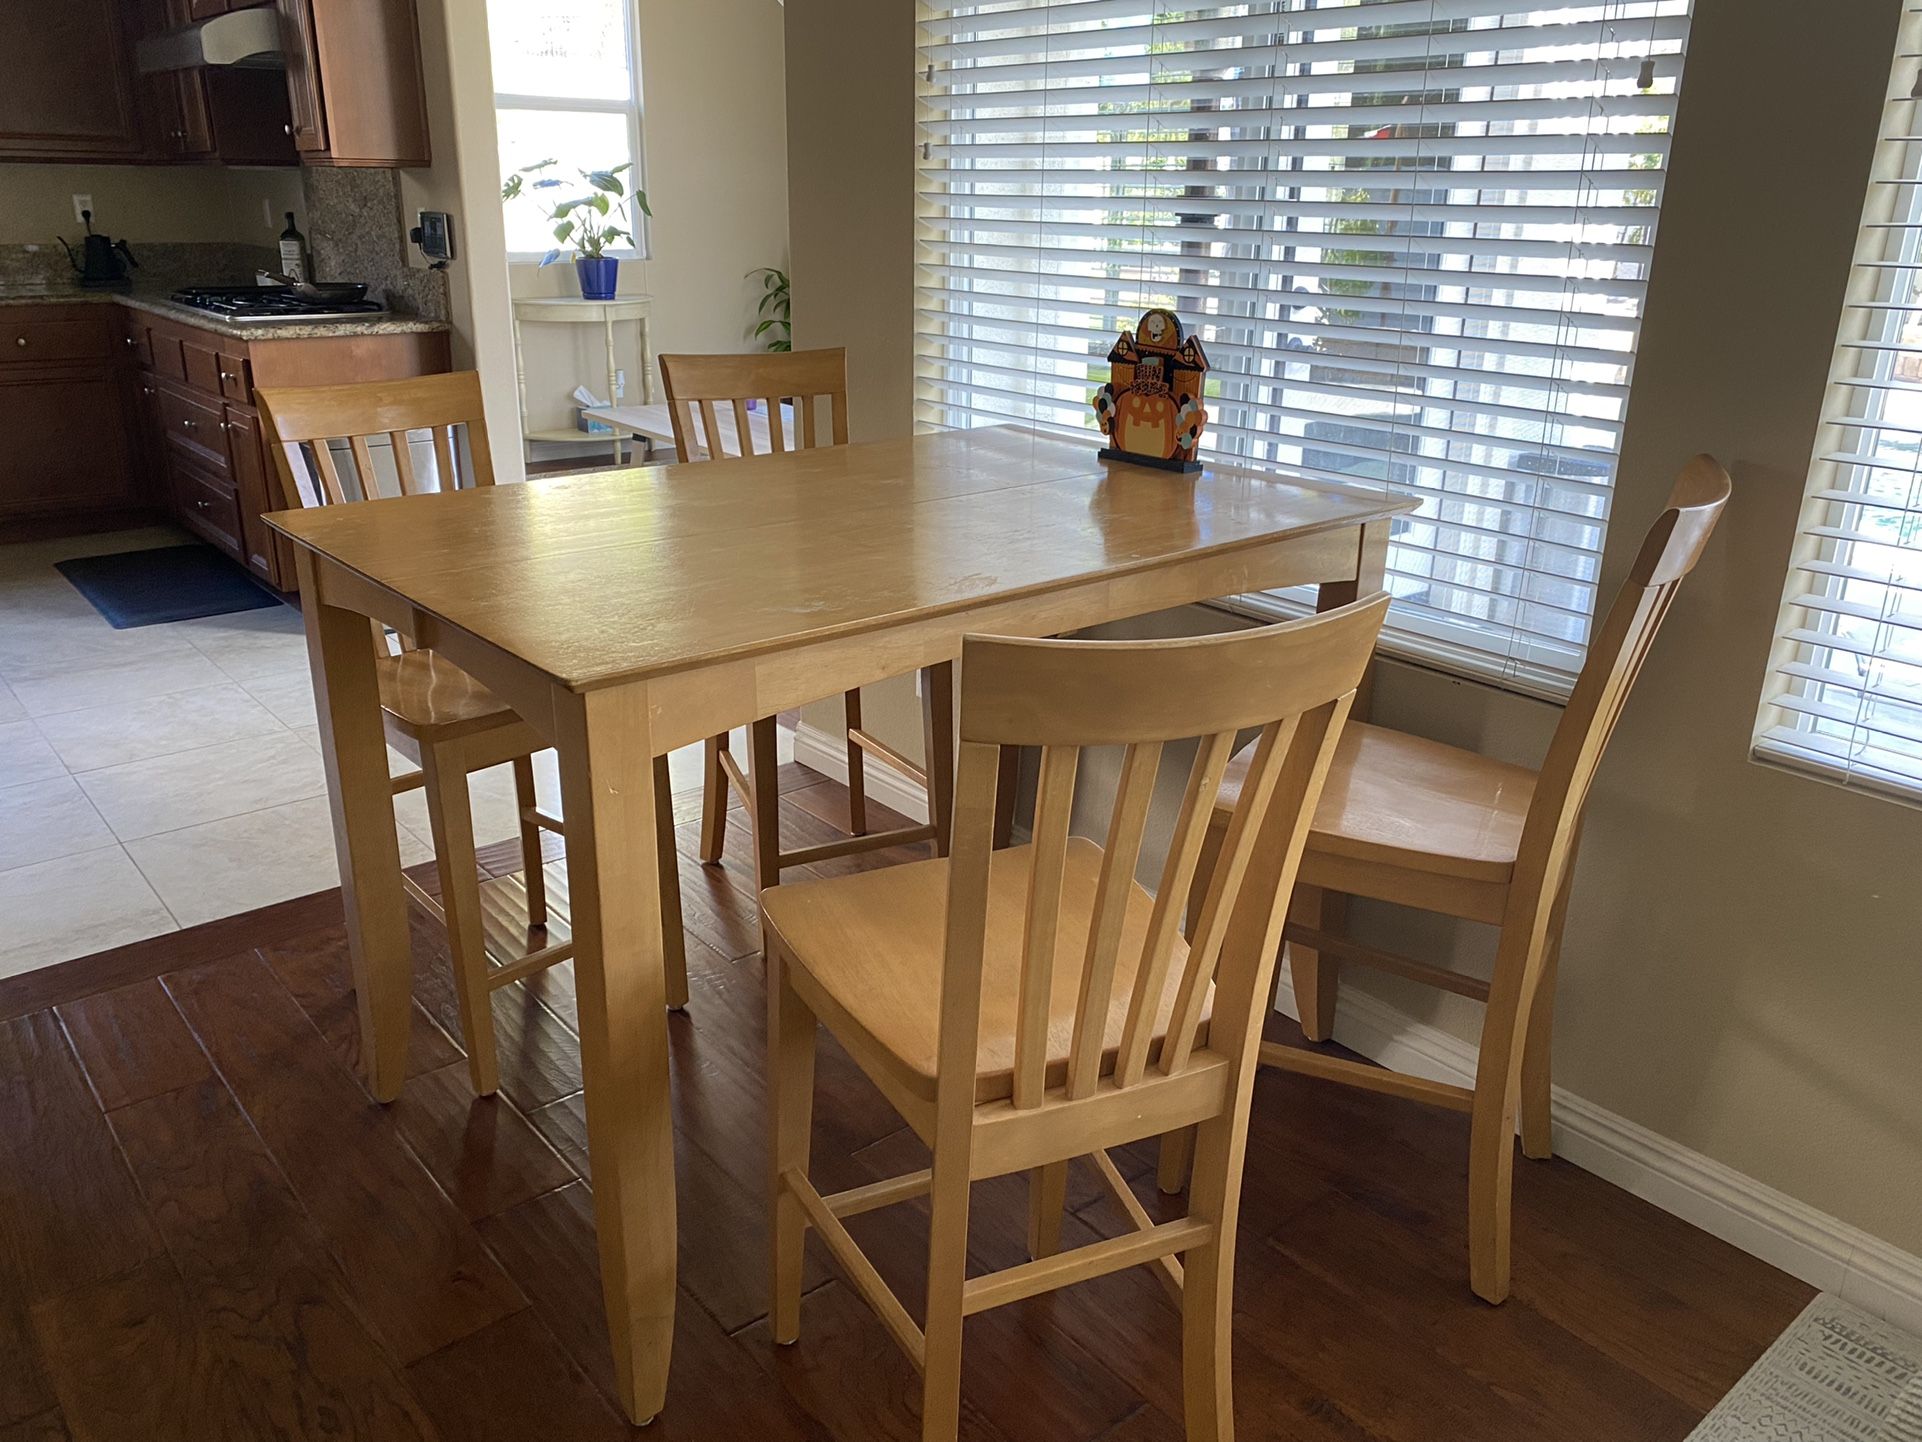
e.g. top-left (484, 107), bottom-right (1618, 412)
top-left (1091, 308), bottom-right (1210, 472)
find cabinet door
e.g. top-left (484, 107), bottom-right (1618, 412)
top-left (0, 369), bottom-right (139, 520)
top-left (222, 406), bottom-right (280, 586)
top-left (274, 0), bottom-right (327, 153)
top-left (0, 0), bottom-right (142, 159)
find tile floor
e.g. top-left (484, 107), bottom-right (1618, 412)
top-left (0, 526), bottom-right (784, 979)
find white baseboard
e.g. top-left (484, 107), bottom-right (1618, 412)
top-left (1273, 958), bottom-right (1922, 1335)
top-left (792, 722), bottom-right (931, 824)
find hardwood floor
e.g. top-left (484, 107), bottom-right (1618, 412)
top-left (0, 761), bottom-right (1810, 1441)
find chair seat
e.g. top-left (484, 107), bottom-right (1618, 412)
top-left (761, 838), bottom-right (1206, 1106)
top-left (377, 649), bottom-right (519, 742)
top-left (1217, 721), bottom-right (1536, 884)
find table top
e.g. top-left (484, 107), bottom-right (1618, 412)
top-left (511, 295), bottom-right (654, 321)
top-left (266, 426), bottom-right (1412, 694)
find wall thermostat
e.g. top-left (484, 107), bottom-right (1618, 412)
top-left (411, 210), bottom-right (455, 268)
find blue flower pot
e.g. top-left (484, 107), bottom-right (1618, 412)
top-left (576, 255), bottom-right (619, 301)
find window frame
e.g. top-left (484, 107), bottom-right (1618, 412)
top-left (494, 0), bottom-right (651, 265)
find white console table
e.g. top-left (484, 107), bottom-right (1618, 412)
top-left (511, 294), bottom-right (655, 462)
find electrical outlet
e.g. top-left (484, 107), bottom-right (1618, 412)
top-left (71, 194), bottom-right (92, 225)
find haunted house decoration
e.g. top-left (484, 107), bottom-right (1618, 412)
top-left (1091, 308), bottom-right (1210, 472)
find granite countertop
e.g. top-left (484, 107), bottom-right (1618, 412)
top-left (0, 284), bottom-right (451, 341)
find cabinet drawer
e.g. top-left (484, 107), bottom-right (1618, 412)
top-left (171, 461), bottom-right (243, 559)
top-left (157, 381), bottom-right (230, 472)
top-left (181, 335), bottom-right (222, 394)
top-left (217, 349), bottom-right (251, 403)
top-left (3, 312), bottom-right (114, 366)
top-left (119, 315), bottom-right (152, 368)
top-left (148, 325), bottom-right (186, 383)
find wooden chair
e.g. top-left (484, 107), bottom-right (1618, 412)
top-left (257, 372), bottom-right (689, 1097)
top-left (1157, 457), bottom-right (1732, 1305)
top-left (658, 348), bottom-right (955, 888)
top-left (763, 597), bottom-right (1389, 1442)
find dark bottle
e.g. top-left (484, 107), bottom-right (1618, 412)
top-left (279, 212), bottom-right (311, 283)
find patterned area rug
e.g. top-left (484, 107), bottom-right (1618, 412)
top-left (1690, 1295), bottom-right (1922, 1442)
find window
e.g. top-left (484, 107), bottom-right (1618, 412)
top-left (493, 0), bottom-right (646, 261)
top-left (917, 0), bottom-right (1693, 696)
top-left (1753, 10), bottom-right (1922, 802)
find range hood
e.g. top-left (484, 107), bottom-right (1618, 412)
top-left (135, 7), bottom-right (285, 72)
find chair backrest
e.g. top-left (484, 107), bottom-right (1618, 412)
top-left (658, 347), bottom-right (849, 462)
top-left (256, 371), bottom-right (497, 509)
top-left (938, 596), bottom-right (1389, 1122)
top-left (1521, 455), bottom-right (1732, 899)
top-left (257, 372), bottom-right (497, 656)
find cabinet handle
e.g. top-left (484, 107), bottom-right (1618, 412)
top-left (124, 336), bottom-right (136, 348)
top-left (195, 499), bottom-right (210, 511)
top-left (219, 371), bottom-right (235, 383)
top-left (181, 418), bottom-right (197, 430)
top-left (218, 420), bottom-right (231, 432)
top-left (283, 124), bottom-right (293, 136)
top-left (13, 337), bottom-right (24, 348)
top-left (142, 385), bottom-right (155, 396)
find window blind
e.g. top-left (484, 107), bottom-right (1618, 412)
top-left (1753, 6), bottom-right (1922, 801)
top-left (915, 0), bottom-right (1692, 696)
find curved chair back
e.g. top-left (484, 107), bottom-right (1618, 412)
top-left (659, 347), bottom-right (848, 462)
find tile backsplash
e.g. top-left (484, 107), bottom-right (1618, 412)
top-left (0, 240), bottom-right (274, 293)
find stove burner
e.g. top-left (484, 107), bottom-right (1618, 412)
top-left (170, 285), bottom-right (386, 323)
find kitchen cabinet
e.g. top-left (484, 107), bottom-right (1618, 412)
top-left (0, 306), bottom-right (140, 523)
top-left (134, 0), bottom-right (296, 166)
top-left (276, 0), bottom-right (430, 166)
top-left (0, 0), bottom-right (144, 160)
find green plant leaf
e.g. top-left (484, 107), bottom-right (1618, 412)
top-left (591, 192), bottom-right (610, 214)
top-left (552, 218), bottom-right (575, 243)
top-left (633, 189), bottom-right (652, 217)
top-left (586, 169), bottom-right (624, 196)
top-left (500, 174), bottom-right (523, 201)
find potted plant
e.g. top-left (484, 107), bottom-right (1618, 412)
top-left (501, 159), bottom-right (651, 301)
top-left (748, 266), bottom-right (791, 351)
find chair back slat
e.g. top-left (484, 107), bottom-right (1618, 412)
top-left (1065, 739), bottom-right (1161, 1098)
top-left (659, 348), bottom-right (849, 464)
top-left (431, 424), bottom-right (460, 499)
top-left (1520, 457), bottom-right (1730, 903)
top-left (389, 430), bottom-right (420, 495)
top-left (1011, 745), bottom-right (1078, 1109)
top-left (945, 596), bottom-right (1387, 1119)
top-left (1114, 727), bottom-right (1235, 1087)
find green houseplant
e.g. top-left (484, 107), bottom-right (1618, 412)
top-left (748, 266), bottom-right (790, 351)
top-left (501, 159), bottom-right (651, 300)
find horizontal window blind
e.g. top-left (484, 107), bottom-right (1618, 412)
top-left (1754, 5), bottom-right (1922, 801)
top-left (916, 0), bottom-right (1692, 695)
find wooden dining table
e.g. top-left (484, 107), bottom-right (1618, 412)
top-left (267, 423), bottom-right (1411, 1425)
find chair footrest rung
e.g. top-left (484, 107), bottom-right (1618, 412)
top-left (1284, 923), bottom-right (1492, 1002)
top-left (782, 1169), bottom-right (925, 1369)
top-left (1088, 1149), bottom-right (1183, 1302)
top-left (962, 1216), bottom-right (1211, 1316)
top-left (485, 940), bottom-right (574, 989)
top-left (846, 727), bottom-right (929, 789)
top-left (400, 873), bottom-right (444, 927)
top-left (718, 748), bottom-right (751, 801)
top-left (823, 1169), bottom-right (932, 1219)
top-left (517, 806), bottom-right (565, 835)
top-left (780, 825), bottom-right (937, 869)
top-left (1258, 1040), bottom-right (1475, 1111)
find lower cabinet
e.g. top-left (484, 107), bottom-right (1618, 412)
top-left (0, 306), bottom-right (139, 523)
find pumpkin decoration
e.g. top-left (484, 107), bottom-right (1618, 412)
top-left (1091, 308), bottom-right (1210, 472)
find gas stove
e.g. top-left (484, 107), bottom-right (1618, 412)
top-left (170, 285), bottom-right (386, 324)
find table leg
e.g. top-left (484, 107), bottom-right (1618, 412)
top-left (921, 661), bottom-right (956, 857)
top-left (301, 557), bottom-right (413, 1103)
top-left (553, 683), bottom-right (677, 1425)
top-left (1316, 518), bottom-right (1390, 712)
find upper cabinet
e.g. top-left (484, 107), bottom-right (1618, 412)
top-left (277, 0), bottom-right (430, 167)
top-left (0, 0), bottom-right (426, 168)
top-left (0, 0), bottom-right (144, 161)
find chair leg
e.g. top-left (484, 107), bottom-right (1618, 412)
top-left (842, 689), bottom-right (869, 836)
top-left (419, 748), bottom-right (498, 1097)
top-left (1468, 924), bottom-right (1541, 1305)
top-left (767, 945), bottom-right (816, 1345)
top-left (699, 734), bottom-right (730, 865)
top-left (1181, 1112), bottom-right (1245, 1442)
top-left (654, 754), bottom-right (689, 1011)
top-left (1520, 867), bottom-right (1576, 1162)
top-left (510, 754), bottom-right (548, 928)
top-left (921, 662), bottom-right (956, 859)
top-left (1156, 1127), bottom-right (1195, 1196)
top-left (1288, 885), bottom-right (1342, 1043)
top-left (920, 1149), bottom-right (972, 1442)
top-left (1026, 1161), bottom-right (1068, 1259)
top-left (748, 717), bottom-right (784, 891)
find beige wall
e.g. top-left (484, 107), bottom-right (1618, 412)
top-left (510, 0), bottom-right (790, 443)
top-left (0, 162), bottom-right (300, 247)
top-left (787, 0), bottom-right (918, 745)
top-left (783, 0), bottom-right (1922, 1258)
